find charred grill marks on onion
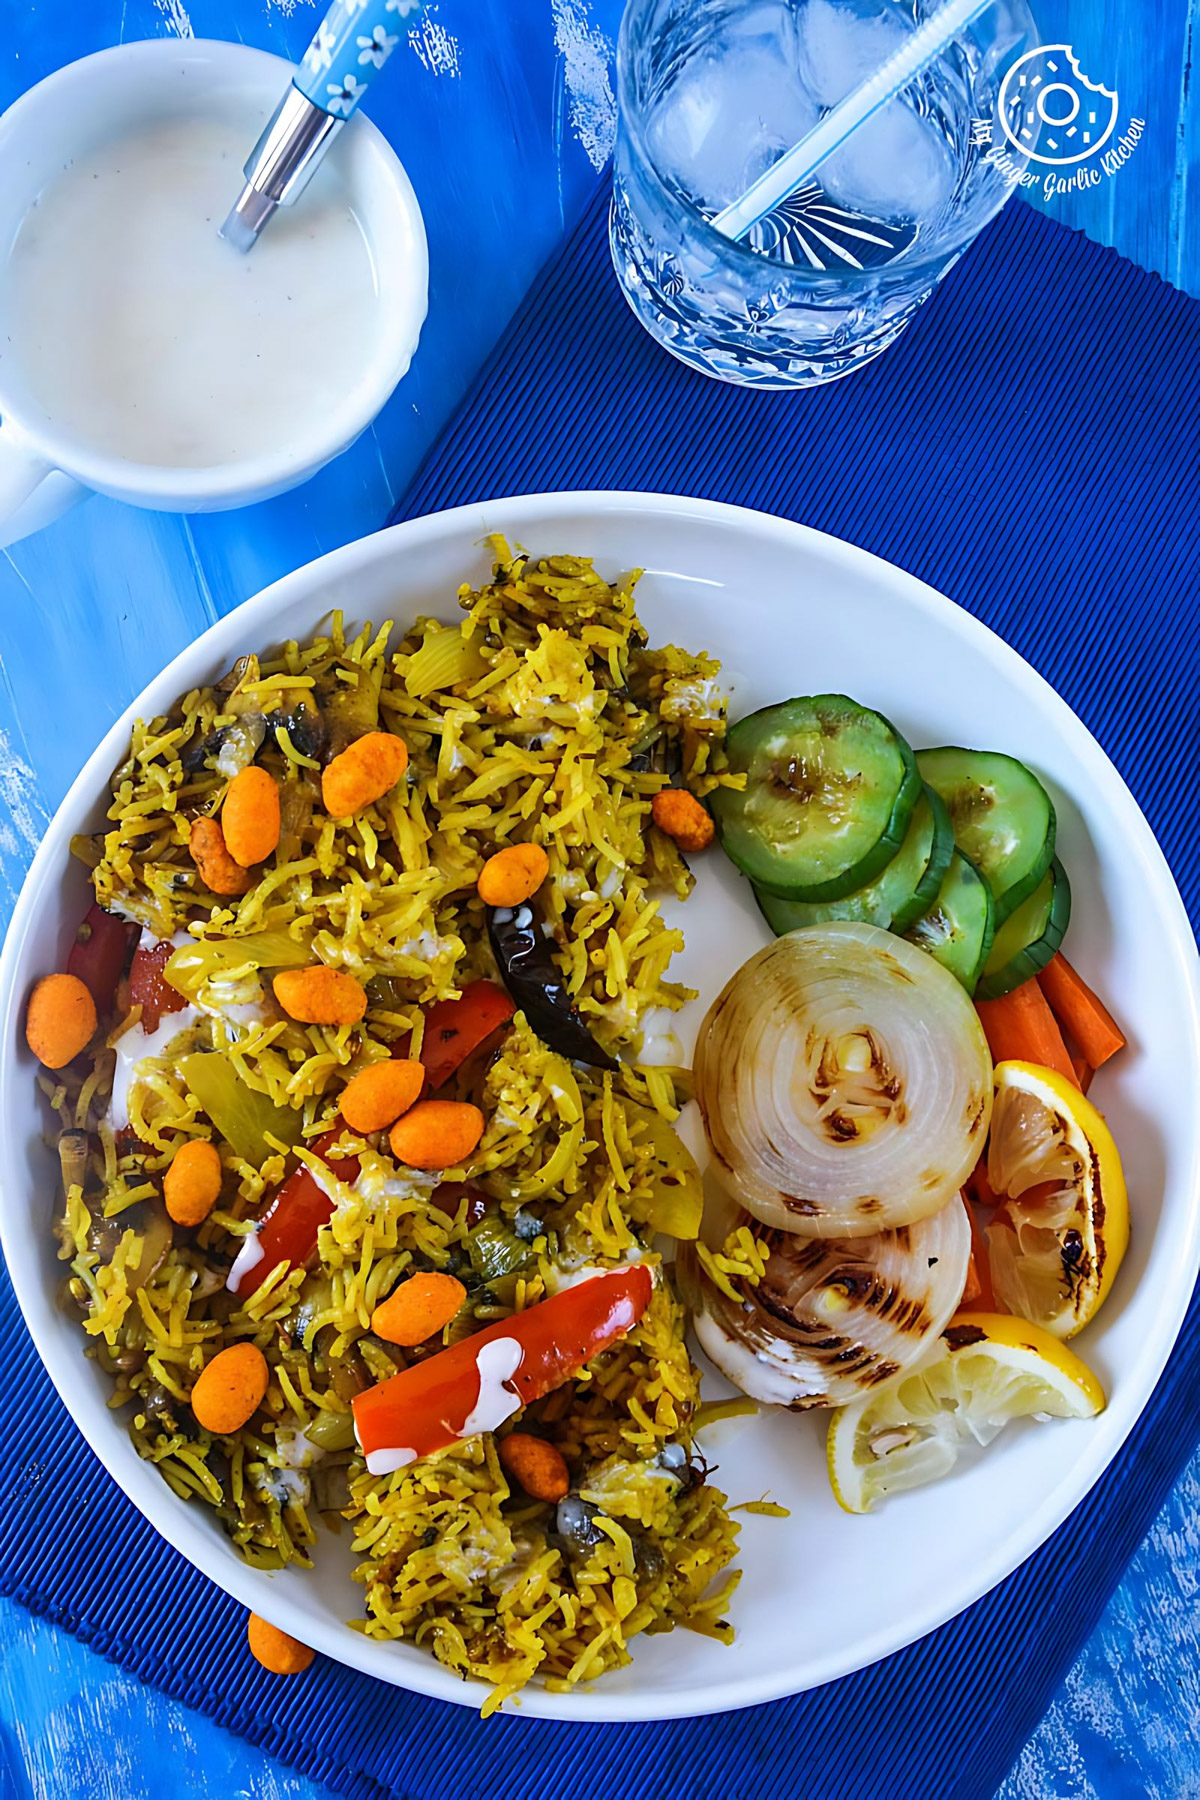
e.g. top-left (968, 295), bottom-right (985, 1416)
top-left (677, 1184), bottom-right (971, 1410)
top-left (694, 923), bottom-right (993, 1240)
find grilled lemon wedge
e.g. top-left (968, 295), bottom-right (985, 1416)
top-left (828, 1311), bottom-right (1105, 1513)
top-left (985, 1060), bottom-right (1129, 1339)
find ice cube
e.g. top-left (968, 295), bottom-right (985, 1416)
top-left (818, 97), bottom-right (957, 223)
top-left (648, 45), bottom-right (820, 213)
top-left (647, 57), bottom-right (725, 195)
top-left (723, 0), bottom-right (798, 53)
top-left (798, 0), bottom-right (910, 108)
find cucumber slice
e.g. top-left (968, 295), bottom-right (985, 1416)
top-left (755, 785), bottom-right (953, 936)
top-left (905, 850), bottom-right (996, 994)
top-left (713, 695), bottom-right (922, 902)
top-left (917, 747), bottom-right (1055, 924)
top-left (891, 786), bottom-right (955, 934)
top-left (975, 857), bottom-right (1072, 1000)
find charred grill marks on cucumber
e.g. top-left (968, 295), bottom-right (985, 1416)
top-left (712, 695), bottom-right (922, 904)
top-left (715, 698), bottom-right (1063, 996)
top-left (917, 747), bottom-right (1055, 925)
top-left (755, 786), bottom-right (954, 939)
top-left (904, 849), bottom-right (996, 994)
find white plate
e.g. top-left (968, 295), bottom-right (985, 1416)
top-left (2, 492), bottom-right (1198, 1722)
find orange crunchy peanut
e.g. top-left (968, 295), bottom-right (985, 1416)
top-left (371, 1270), bottom-right (466, 1346)
top-left (189, 816), bottom-right (252, 896)
top-left (650, 788), bottom-right (715, 854)
top-left (321, 731), bottom-right (408, 819)
top-left (247, 1613), bottom-right (314, 1676)
top-left (389, 1099), bottom-right (484, 1170)
top-left (273, 966), bottom-right (367, 1027)
top-left (340, 1058), bottom-right (424, 1133)
top-left (164, 1138), bottom-right (223, 1226)
top-left (499, 1432), bottom-right (570, 1502)
top-left (190, 1341), bottom-right (269, 1435)
top-left (477, 843), bottom-right (550, 908)
top-left (24, 972), bottom-right (97, 1068)
top-left (221, 765), bottom-right (281, 868)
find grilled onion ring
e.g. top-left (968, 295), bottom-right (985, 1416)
top-left (695, 922), bottom-right (992, 1238)
top-left (678, 1184), bottom-right (971, 1409)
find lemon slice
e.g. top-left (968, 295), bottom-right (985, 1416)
top-left (984, 1060), bottom-right (1129, 1339)
top-left (827, 1311), bottom-right (1105, 1513)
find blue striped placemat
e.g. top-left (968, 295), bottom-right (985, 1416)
top-left (2, 182), bottom-right (1198, 1800)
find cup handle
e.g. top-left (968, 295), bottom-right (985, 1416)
top-left (0, 424), bottom-right (89, 548)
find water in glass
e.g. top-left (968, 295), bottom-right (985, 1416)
top-left (610, 0), bottom-right (1039, 387)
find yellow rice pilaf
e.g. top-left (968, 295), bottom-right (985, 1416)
top-left (46, 542), bottom-right (748, 1707)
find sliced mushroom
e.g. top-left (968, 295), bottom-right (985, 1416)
top-left (328, 1342), bottom-right (372, 1407)
top-left (266, 699), bottom-right (326, 764)
top-left (285, 1279), bottom-right (334, 1351)
top-left (216, 654), bottom-right (258, 694)
top-left (318, 662), bottom-right (383, 760)
top-left (58, 1130), bottom-right (90, 1197)
top-left (181, 714), bottom-right (267, 777)
top-left (139, 1381), bottom-right (196, 1438)
top-left (86, 1198), bottom-right (174, 1294)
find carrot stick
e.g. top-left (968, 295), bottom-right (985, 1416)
top-left (1037, 952), bottom-right (1126, 1069)
top-left (958, 1196), bottom-right (997, 1313)
top-left (1071, 1052), bottom-right (1095, 1095)
top-left (964, 1155), bottom-right (998, 1210)
top-left (975, 979), bottom-right (1079, 1087)
top-left (959, 1251), bottom-right (983, 1309)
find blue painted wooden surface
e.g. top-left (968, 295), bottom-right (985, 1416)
top-left (0, 2), bottom-right (1196, 1797)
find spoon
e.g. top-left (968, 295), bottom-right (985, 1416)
top-left (222, 0), bottom-right (422, 252)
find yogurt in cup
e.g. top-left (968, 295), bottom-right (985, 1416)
top-left (0, 39), bottom-right (428, 545)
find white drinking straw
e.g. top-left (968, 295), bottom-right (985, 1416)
top-left (710, 0), bottom-right (993, 242)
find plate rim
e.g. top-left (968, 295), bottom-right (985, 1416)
top-left (2, 488), bottom-right (1198, 1722)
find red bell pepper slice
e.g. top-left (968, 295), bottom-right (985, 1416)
top-left (432, 1181), bottom-right (490, 1227)
top-left (416, 980), bottom-right (515, 1091)
top-left (129, 938), bottom-right (189, 1034)
top-left (352, 1264), bottom-right (653, 1472)
top-left (67, 904), bottom-right (138, 1012)
top-left (227, 1127), bottom-right (360, 1298)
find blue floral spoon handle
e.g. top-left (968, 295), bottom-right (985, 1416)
top-left (295, 0), bottom-right (421, 119)
top-left (221, 0), bottom-right (423, 250)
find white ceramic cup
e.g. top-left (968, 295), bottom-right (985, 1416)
top-left (0, 39), bottom-right (428, 547)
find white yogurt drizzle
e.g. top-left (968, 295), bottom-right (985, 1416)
top-left (226, 1230), bottom-right (265, 1295)
top-left (110, 927), bottom-right (277, 1131)
top-left (273, 1428), bottom-right (324, 1470)
top-left (108, 1005), bottom-right (199, 1129)
top-left (635, 1005), bottom-right (683, 1068)
top-left (545, 1256), bottom-right (649, 1297)
top-left (462, 1336), bottom-right (524, 1435)
top-left (365, 1444), bottom-right (418, 1477)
